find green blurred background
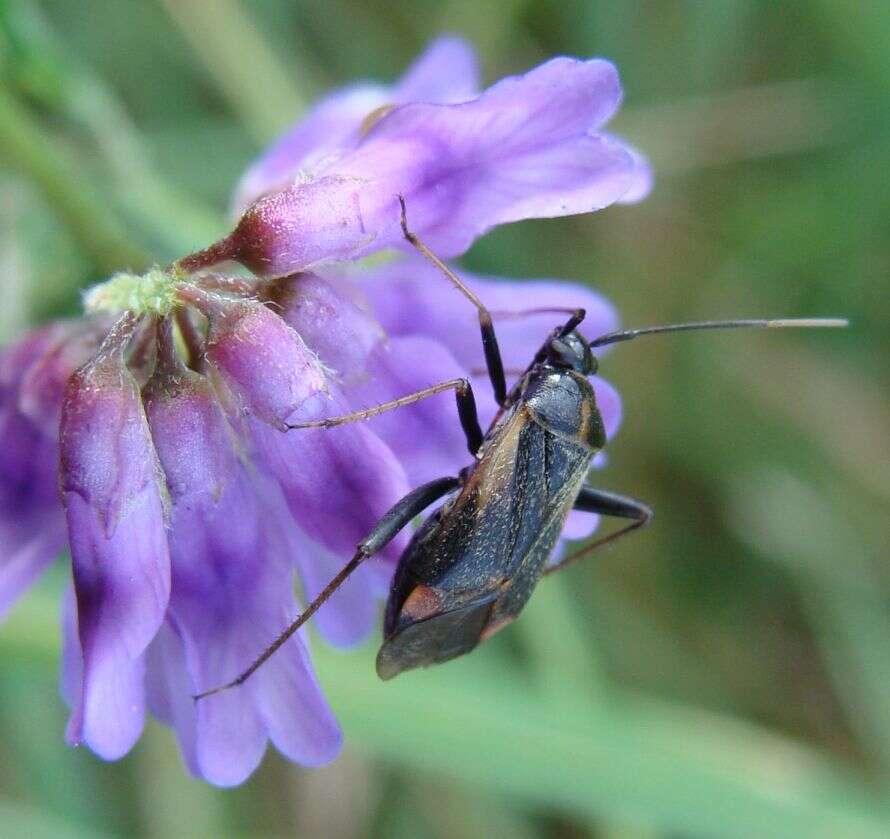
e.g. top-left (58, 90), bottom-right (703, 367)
top-left (1, 1), bottom-right (888, 837)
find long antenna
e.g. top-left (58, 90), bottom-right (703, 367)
top-left (589, 318), bottom-right (848, 349)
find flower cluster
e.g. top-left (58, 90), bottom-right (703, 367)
top-left (0, 38), bottom-right (647, 785)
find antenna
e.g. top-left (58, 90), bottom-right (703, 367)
top-left (589, 318), bottom-right (848, 349)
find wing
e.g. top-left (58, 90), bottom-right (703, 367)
top-left (377, 404), bottom-right (592, 678)
top-left (377, 405), bottom-right (593, 679)
top-left (404, 403), bottom-right (592, 595)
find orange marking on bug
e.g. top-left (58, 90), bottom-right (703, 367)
top-left (401, 585), bottom-right (443, 621)
top-left (360, 104), bottom-right (396, 136)
top-left (480, 615), bottom-right (515, 642)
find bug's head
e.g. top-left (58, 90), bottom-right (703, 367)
top-left (545, 315), bottom-right (847, 377)
top-left (546, 330), bottom-right (598, 375)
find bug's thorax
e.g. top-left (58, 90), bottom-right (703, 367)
top-left (488, 362), bottom-right (605, 453)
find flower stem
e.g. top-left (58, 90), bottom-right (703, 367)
top-left (0, 88), bottom-right (151, 275)
top-left (175, 235), bottom-right (240, 274)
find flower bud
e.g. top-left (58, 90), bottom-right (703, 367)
top-left (185, 289), bottom-right (328, 430)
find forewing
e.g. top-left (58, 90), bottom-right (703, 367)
top-left (412, 407), bottom-right (591, 593)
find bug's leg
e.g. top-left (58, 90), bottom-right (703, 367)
top-left (288, 377), bottom-right (484, 455)
top-left (398, 196), bottom-right (507, 406)
top-left (543, 488), bottom-right (653, 577)
top-left (193, 476), bottom-right (461, 700)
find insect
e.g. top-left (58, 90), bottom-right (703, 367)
top-left (194, 199), bottom-right (846, 698)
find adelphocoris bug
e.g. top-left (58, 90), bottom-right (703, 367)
top-left (194, 198), bottom-right (846, 699)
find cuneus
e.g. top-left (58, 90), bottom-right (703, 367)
top-left (195, 198), bottom-right (846, 699)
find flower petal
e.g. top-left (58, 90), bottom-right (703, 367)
top-left (0, 520), bottom-right (65, 619)
top-left (249, 405), bottom-right (410, 560)
top-left (250, 274), bottom-right (492, 549)
top-left (562, 510), bottom-right (602, 542)
top-left (197, 293), bottom-right (327, 429)
top-left (144, 624), bottom-right (201, 778)
top-left (353, 256), bottom-right (619, 375)
top-left (16, 319), bottom-right (111, 431)
top-left (347, 335), bottom-right (498, 485)
top-left (263, 273), bottom-right (384, 385)
top-left (60, 316), bottom-right (171, 759)
top-left (192, 290), bottom-right (412, 560)
top-left (0, 408), bottom-right (66, 617)
top-left (289, 524), bottom-right (382, 648)
top-left (251, 626), bottom-right (342, 767)
top-left (195, 293), bottom-right (410, 559)
top-left (591, 376), bottom-right (622, 443)
top-left (0, 320), bottom-right (107, 618)
top-left (64, 488), bottom-right (167, 759)
top-left (392, 36), bottom-right (478, 104)
top-left (558, 376), bottom-right (623, 541)
top-left (232, 83), bottom-right (389, 213)
top-left (227, 57), bottom-right (641, 275)
top-left (144, 351), bottom-right (339, 780)
top-left (0, 323), bottom-right (64, 400)
top-left (182, 616), bottom-right (269, 786)
top-left (59, 585), bottom-right (81, 709)
top-left (232, 37), bottom-right (479, 214)
top-left (606, 135), bottom-right (654, 204)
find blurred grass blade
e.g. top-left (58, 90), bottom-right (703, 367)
top-left (6, 588), bottom-right (888, 837)
top-left (0, 87), bottom-right (150, 274)
top-left (315, 644), bottom-right (890, 839)
top-left (0, 802), bottom-right (111, 839)
top-left (730, 470), bottom-right (890, 780)
top-left (159, 0), bottom-right (313, 143)
top-left (516, 568), bottom-right (610, 705)
top-left (2, 1), bottom-right (224, 257)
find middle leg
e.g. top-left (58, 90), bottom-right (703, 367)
top-left (287, 377), bottom-right (485, 456)
top-left (544, 487), bottom-right (653, 577)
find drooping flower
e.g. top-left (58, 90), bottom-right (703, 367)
top-left (232, 36), bottom-right (481, 214)
top-left (182, 40), bottom-right (650, 278)
top-left (0, 318), bottom-right (109, 618)
top-left (0, 36), bottom-right (648, 785)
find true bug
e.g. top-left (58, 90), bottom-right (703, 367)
top-left (194, 199), bottom-right (845, 698)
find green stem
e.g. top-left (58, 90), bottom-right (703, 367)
top-left (159, 0), bottom-right (316, 143)
top-left (0, 87), bottom-right (150, 275)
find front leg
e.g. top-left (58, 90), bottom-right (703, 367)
top-left (545, 487), bottom-right (653, 576)
top-left (287, 377), bottom-right (485, 456)
top-left (399, 196), bottom-right (508, 406)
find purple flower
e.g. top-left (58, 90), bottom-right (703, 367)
top-left (0, 36), bottom-right (647, 785)
top-left (60, 314), bottom-right (173, 759)
top-left (140, 325), bottom-right (340, 781)
top-left (314, 258), bottom-right (623, 541)
top-left (232, 36), bottom-right (480, 214)
top-left (0, 319), bottom-right (108, 618)
top-left (181, 38), bottom-right (650, 278)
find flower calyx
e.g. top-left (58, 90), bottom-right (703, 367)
top-left (83, 267), bottom-right (184, 317)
